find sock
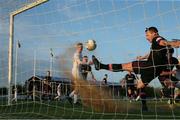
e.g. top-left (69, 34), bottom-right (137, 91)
top-left (100, 64), bottom-right (109, 70)
top-left (140, 88), bottom-right (147, 110)
top-left (140, 93), bottom-right (146, 105)
top-left (106, 64), bottom-right (123, 72)
top-left (74, 94), bottom-right (78, 104)
top-left (170, 88), bottom-right (175, 98)
top-left (169, 87), bottom-right (175, 104)
top-left (137, 89), bottom-right (140, 96)
top-left (95, 56), bottom-right (123, 72)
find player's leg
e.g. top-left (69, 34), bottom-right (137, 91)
top-left (71, 67), bottom-right (80, 104)
top-left (131, 87), bottom-right (136, 99)
top-left (92, 54), bottom-right (161, 90)
top-left (172, 78), bottom-right (179, 103)
top-left (160, 89), bottom-right (165, 101)
top-left (92, 55), bottom-right (133, 72)
top-left (73, 90), bottom-right (78, 104)
top-left (169, 87), bottom-right (175, 104)
top-left (139, 88), bottom-right (148, 112)
top-left (158, 77), bottom-right (167, 101)
top-left (165, 79), bottom-right (175, 104)
top-left (69, 90), bottom-right (75, 97)
top-left (74, 94), bottom-right (78, 104)
top-left (134, 88), bottom-right (138, 99)
top-left (174, 87), bottom-right (180, 103)
top-left (127, 87), bottom-right (133, 102)
top-left (135, 88), bottom-right (141, 101)
top-left (128, 88), bottom-right (132, 97)
top-left (138, 74), bottom-right (157, 112)
top-left (55, 90), bottom-right (61, 99)
top-left (67, 90), bottom-right (75, 105)
top-left (93, 55), bottom-right (145, 87)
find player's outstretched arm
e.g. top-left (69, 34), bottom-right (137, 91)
top-left (136, 53), bottom-right (149, 60)
top-left (159, 40), bottom-right (180, 48)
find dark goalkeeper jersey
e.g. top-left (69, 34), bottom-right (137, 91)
top-left (80, 64), bottom-right (91, 80)
top-left (147, 36), bottom-right (168, 66)
top-left (125, 74), bottom-right (136, 86)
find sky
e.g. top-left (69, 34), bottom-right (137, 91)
top-left (1, 0), bottom-right (180, 87)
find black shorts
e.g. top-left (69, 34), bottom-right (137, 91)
top-left (132, 61), bottom-right (164, 84)
top-left (81, 72), bottom-right (88, 80)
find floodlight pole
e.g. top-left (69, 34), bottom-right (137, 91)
top-left (49, 50), bottom-right (54, 76)
top-left (33, 50), bottom-right (36, 101)
top-left (8, 0), bottom-right (48, 105)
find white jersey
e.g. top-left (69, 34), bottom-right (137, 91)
top-left (57, 84), bottom-right (61, 96)
top-left (72, 52), bottom-right (83, 80)
top-left (57, 84), bottom-right (61, 91)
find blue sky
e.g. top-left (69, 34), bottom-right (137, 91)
top-left (1, 0), bottom-right (180, 87)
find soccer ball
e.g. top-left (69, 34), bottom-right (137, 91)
top-left (85, 39), bottom-right (97, 51)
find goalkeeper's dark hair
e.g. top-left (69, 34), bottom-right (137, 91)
top-left (145, 27), bottom-right (159, 34)
top-left (75, 42), bottom-right (83, 48)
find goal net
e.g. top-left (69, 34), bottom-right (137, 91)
top-left (0, 0), bottom-right (180, 119)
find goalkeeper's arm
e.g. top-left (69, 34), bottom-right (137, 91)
top-left (159, 39), bottom-right (180, 48)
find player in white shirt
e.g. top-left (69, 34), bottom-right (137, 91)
top-left (69, 43), bottom-right (83, 104)
top-left (55, 83), bottom-right (61, 100)
top-left (12, 88), bottom-right (17, 102)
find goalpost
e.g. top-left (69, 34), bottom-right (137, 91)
top-left (8, 0), bottom-right (48, 105)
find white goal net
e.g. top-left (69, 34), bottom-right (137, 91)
top-left (0, 0), bottom-right (180, 119)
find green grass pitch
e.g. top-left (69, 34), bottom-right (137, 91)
top-left (0, 99), bottom-right (180, 119)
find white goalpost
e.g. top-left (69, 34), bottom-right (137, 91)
top-left (8, 0), bottom-right (48, 105)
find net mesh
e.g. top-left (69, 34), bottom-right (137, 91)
top-left (0, 0), bottom-right (180, 119)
